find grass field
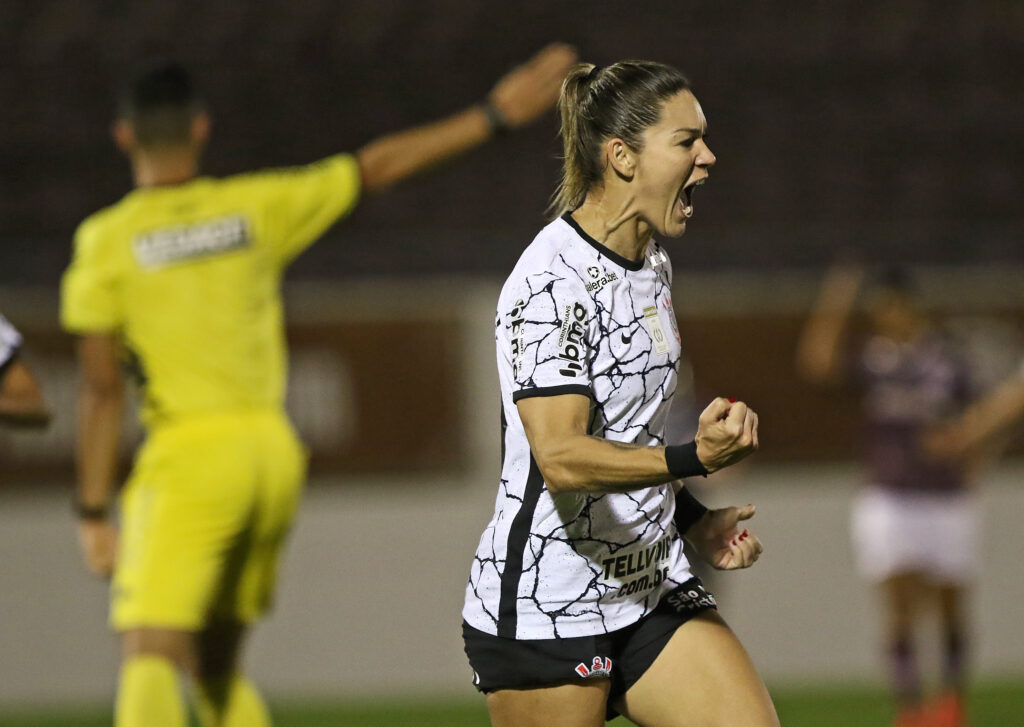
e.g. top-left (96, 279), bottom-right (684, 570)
top-left (3, 682), bottom-right (1023, 727)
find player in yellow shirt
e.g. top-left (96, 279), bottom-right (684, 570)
top-left (62, 47), bottom-right (575, 727)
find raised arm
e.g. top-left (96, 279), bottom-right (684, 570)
top-left (355, 43), bottom-right (577, 194)
top-left (517, 393), bottom-right (758, 494)
top-left (74, 333), bottom-right (124, 577)
top-left (795, 262), bottom-right (865, 386)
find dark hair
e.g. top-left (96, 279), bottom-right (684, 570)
top-left (117, 60), bottom-right (203, 147)
top-left (552, 60), bottom-right (691, 217)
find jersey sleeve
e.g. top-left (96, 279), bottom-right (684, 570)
top-left (0, 313), bottom-right (23, 378)
top-left (61, 218), bottom-right (124, 334)
top-left (256, 153), bottom-right (362, 266)
top-left (506, 274), bottom-right (596, 402)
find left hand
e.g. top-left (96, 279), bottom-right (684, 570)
top-left (77, 519), bottom-right (118, 578)
top-left (488, 43), bottom-right (579, 128)
top-left (685, 504), bottom-right (763, 570)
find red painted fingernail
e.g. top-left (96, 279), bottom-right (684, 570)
top-left (731, 539), bottom-right (737, 545)
top-left (728, 397), bottom-right (737, 403)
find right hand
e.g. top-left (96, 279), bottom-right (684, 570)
top-left (77, 519), bottom-right (118, 578)
top-left (694, 397), bottom-right (759, 474)
top-left (488, 43), bottom-right (578, 128)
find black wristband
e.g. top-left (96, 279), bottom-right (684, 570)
top-left (481, 101), bottom-right (510, 136)
top-left (674, 486), bottom-right (709, 535)
top-left (665, 441), bottom-right (708, 479)
top-left (74, 501), bottom-right (110, 521)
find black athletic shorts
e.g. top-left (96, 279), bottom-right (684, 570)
top-left (463, 576), bottom-right (717, 721)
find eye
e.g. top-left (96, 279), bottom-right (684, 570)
top-left (679, 138), bottom-right (696, 148)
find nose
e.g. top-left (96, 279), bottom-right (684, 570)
top-left (697, 140), bottom-right (716, 168)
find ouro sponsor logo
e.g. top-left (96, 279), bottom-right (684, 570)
top-left (557, 302), bottom-right (587, 377)
top-left (509, 298), bottom-right (526, 379)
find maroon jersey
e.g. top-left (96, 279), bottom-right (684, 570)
top-left (854, 331), bottom-right (972, 493)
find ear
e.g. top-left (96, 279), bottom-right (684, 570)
top-left (605, 138), bottom-right (636, 179)
top-left (112, 119), bottom-right (136, 154)
top-left (191, 110), bottom-right (211, 146)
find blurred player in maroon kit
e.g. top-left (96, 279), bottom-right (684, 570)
top-left (798, 264), bottom-right (977, 727)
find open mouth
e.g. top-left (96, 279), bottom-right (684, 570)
top-left (678, 177), bottom-right (707, 219)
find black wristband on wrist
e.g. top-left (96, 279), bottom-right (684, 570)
top-left (482, 101), bottom-right (510, 136)
top-left (74, 501), bottom-right (109, 521)
top-left (674, 486), bottom-right (709, 535)
top-left (665, 441), bottom-right (709, 479)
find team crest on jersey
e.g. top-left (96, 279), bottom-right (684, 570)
top-left (557, 302), bottom-right (588, 377)
top-left (575, 656), bottom-right (613, 679)
top-left (134, 214), bottom-right (251, 269)
top-left (661, 293), bottom-right (681, 344)
top-left (584, 265), bottom-right (619, 294)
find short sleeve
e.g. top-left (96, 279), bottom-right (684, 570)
top-left (506, 274), bottom-right (595, 403)
top-left (61, 219), bottom-right (124, 334)
top-left (0, 313), bottom-right (23, 377)
top-left (259, 153), bottom-right (362, 265)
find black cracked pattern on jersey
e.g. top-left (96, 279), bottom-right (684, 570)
top-left (469, 243), bottom-right (686, 638)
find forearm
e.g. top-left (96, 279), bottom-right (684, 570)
top-left (535, 434), bottom-right (679, 494)
top-left (355, 105), bottom-right (493, 193)
top-left (956, 379), bottom-right (1024, 455)
top-left (76, 383), bottom-right (124, 510)
top-left (796, 308), bottom-right (851, 385)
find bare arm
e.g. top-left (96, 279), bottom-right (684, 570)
top-left (924, 369), bottom-right (1024, 462)
top-left (355, 43), bottom-right (577, 193)
top-left (517, 394), bottom-right (758, 494)
top-left (76, 334), bottom-right (124, 511)
top-left (74, 334), bottom-right (124, 578)
top-left (795, 263), bottom-right (864, 386)
top-left (0, 359), bottom-right (50, 428)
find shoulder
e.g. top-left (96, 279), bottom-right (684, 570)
top-left (506, 219), bottom-right (592, 293)
top-left (224, 153), bottom-right (359, 191)
top-left (71, 196), bottom-right (139, 259)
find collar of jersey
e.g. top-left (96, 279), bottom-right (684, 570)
top-left (561, 212), bottom-right (645, 272)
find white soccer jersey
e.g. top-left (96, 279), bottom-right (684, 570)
top-left (0, 313), bottom-right (23, 376)
top-left (463, 213), bottom-right (694, 640)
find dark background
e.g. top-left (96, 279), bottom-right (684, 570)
top-left (2, 0), bottom-right (1022, 286)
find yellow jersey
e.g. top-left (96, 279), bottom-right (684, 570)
top-left (61, 154), bottom-right (361, 426)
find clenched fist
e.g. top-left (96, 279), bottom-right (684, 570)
top-left (695, 397), bottom-right (759, 474)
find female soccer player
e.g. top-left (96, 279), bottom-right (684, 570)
top-left (0, 312), bottom-right (49, 428)
top-left (797, 264), bottom-right (981, 727)
top-left (462, 61), bottom-right (778, 727)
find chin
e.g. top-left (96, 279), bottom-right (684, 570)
top-left (662, 220), bottom-right (688, 238)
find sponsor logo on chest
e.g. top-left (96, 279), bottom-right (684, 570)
top-left (585, 265), bottom-right (619, 294)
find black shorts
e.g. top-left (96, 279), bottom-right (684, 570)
top-left (463, 577), bottom-right (717, 721)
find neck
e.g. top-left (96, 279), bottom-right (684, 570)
top-left (569, 190), bottom-right (652, 263)
top-left (131, 147), bottom-right (199, 188)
